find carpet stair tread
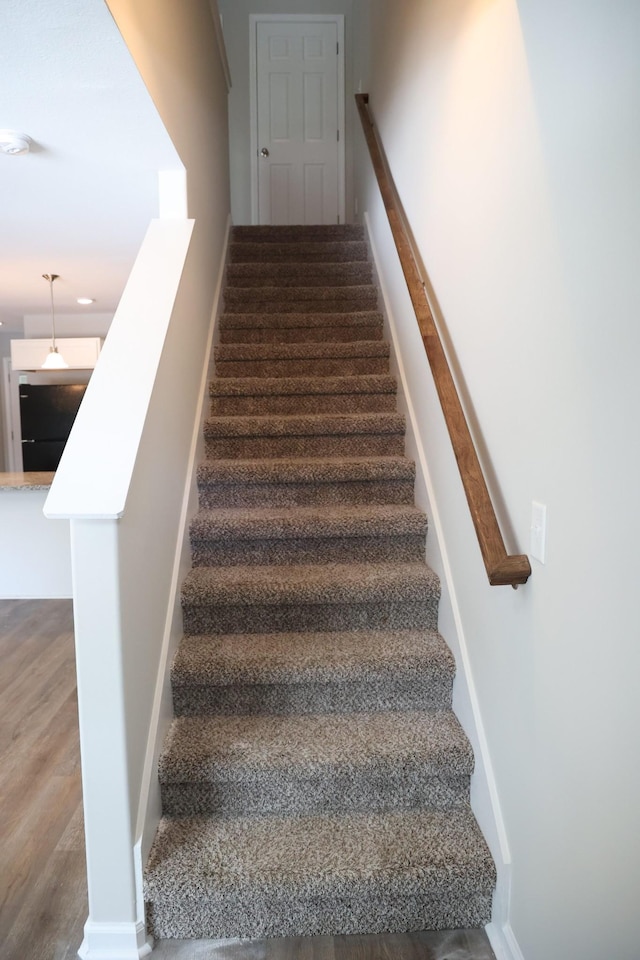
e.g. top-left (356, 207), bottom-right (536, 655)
top-left (197, 456), bottom-right (413, 483)
top-left (209, 374), bottom-right (397, 418)
top-left (232, 224), bottom-right (365, 243)
top-left (172, 629), bottom-right (454, 688)
top-left (189, 504), bottom-right (428, 565)
top-left (209, 374), bottom-right (395, 397)
top-left (214, 356), bottom-right (389, 379)
top-left (224, 284), bottom-right (377, 303)
top-left (215, 340), bottom-right (388, 362)
top-left (182, 561), bottom-right (439, 607)
top-left (157, 712), bottom-right (474, 817)
top-left (230, 241), bottom-right (368, 263)
top-left (190, 504), bottom-right (427, 541)
top-left (196, 456), bottom-right (416, 508)
top-left (213, 340), bottom-right (391, 378)
top-left (158, 710), bottom-right (473, 784)
top-left (223, 300), bottom-right (378, 316)
top-left (219, 310), bottom-right (383, 330)
top-left (171, 629), bottom-right (455, 717)
top-left (226, 262), bottom-right (373, 285)
top-left (144, 808), bottom-right (495, 936)
top-left (145, 808), bottom-right (494, 887)
top-left (219, 315), bottom-right (384, 345)
top-left (204, 412), bottom-right (405, 439)
top-left (209, 394), bottom-right (396, 415)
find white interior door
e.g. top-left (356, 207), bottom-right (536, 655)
top-left (255, 18), bottom-right (343, 225)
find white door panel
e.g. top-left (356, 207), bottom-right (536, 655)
top-left (256, 20), bottom-right (342, 225)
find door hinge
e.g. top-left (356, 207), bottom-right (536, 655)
top-left (337, 130), bottom-right (340, 142)
top-left (336, 42), bottom-right (339, 55)
top-left (337, 215), bottom-right (340, 224)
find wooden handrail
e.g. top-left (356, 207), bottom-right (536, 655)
top-left (355, 93), bottom-right (531, 587)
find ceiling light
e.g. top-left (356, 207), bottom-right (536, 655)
top-left (42, 349), bottom-right (68, 370)
top-left (76, 297), bottom-right (95, 305)
top-left (41, 274), bottom-right (68, 370)
top-left (0, 130), bottom-right (32, 156)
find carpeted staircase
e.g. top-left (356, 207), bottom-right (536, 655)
top-left (144, 224), bottom-right (496, 940)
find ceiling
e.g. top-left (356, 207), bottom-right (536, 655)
top-left (0, 0), bottom-right (181, 333)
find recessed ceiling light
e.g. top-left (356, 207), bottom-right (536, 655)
top-left (77, 297), bottom-right (95, 305)
top-left (0, 130), bottom-right (32, 156)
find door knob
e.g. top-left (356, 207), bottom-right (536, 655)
top-left (260, 147), bottom-right (270, 158)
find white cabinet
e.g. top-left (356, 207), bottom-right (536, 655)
top-left (11, 337), bottom-right (102, 371)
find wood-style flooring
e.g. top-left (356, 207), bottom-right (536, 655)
top-left (0, 599), bottom-right (86, 960)
top-left (0, 599), bottom-right (496, 960)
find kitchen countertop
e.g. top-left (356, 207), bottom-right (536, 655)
top-left (0, 472), bottom-right (55, 490)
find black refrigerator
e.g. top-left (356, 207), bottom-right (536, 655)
top-left (19, 384), bottom-right (87, 471)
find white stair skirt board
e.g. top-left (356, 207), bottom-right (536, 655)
top-left (79, 920), bottom-right (152, 960)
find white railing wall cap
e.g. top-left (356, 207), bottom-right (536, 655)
top-left (44, 218), bottom-right (195, 521)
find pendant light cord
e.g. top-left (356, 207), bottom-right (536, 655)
top-left (42, 273), bottom-right (59, 350)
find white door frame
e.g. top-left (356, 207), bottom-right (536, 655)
top-left (1, 357), bottom-right (21, 472)
top-left (249, 14), bottom-right (345, 225)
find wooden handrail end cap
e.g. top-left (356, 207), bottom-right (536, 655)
top-left (489, 555), bottom-right (532, 587)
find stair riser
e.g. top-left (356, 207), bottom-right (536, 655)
top-left (224, 298), bottom-right (378, 315)
top-left (210, 393), bottom-right (396, 415)
top-left (160, 771), bottom-right (470, 819)
top-left (190, 535), bottom-right (426, 567)
top-left (219, 311), bottom-right (382, 331)
top-left (226, 267), bottom-right (373, 286)
top-left (198, 480), bottom-right (415, 509)
top-left (219, 325), bottom-right (383, 344)
top-left (229, 243), bottom-right (368, 263)
top-left (172, 676), bottom-right (454, 717)
top-left (204, 434), bottom-right (405, 459)
top-left (182, 600), bottom-right (438, 636)
top-left (215, 358), bottom-right (389, 378)
top-left (146, 890), bottom-right (493, 940)
top-left (232, 225), bottom-right (365, 242)
top-left (225, 286), bottom-right (377, 303)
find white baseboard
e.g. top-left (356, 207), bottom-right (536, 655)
top-left (79, 920), bottom-right (152, 959)
top-left (486, 921), bottom-right (526, 960)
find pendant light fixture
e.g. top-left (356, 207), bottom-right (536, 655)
top-left (41, 273), bottom-right (68, 369)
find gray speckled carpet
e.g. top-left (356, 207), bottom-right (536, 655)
top-left (144, 223), bottom-right (495, 940)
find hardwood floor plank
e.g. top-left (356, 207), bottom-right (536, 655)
top-left (2, 849), bottom-right (87, 960)
top-left (0, 773), bottom-right (82, 943)
top-left (0, 600), bottom-right (85, 959)
top-left (56, 801), bottom-right (85, 854)
top-left (0, 689), bottom-right (80, 836)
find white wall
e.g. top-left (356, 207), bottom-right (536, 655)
top-left (354, 2), bottom-right (640, 959)
top-left (0, 489), bottom-right (71, 598)
top-left (23, 313), bottom-right (113, 339)
top-left (107, 0), bottom-right (230, 257)
top-left (219, 0), bottom-right (357, 224)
